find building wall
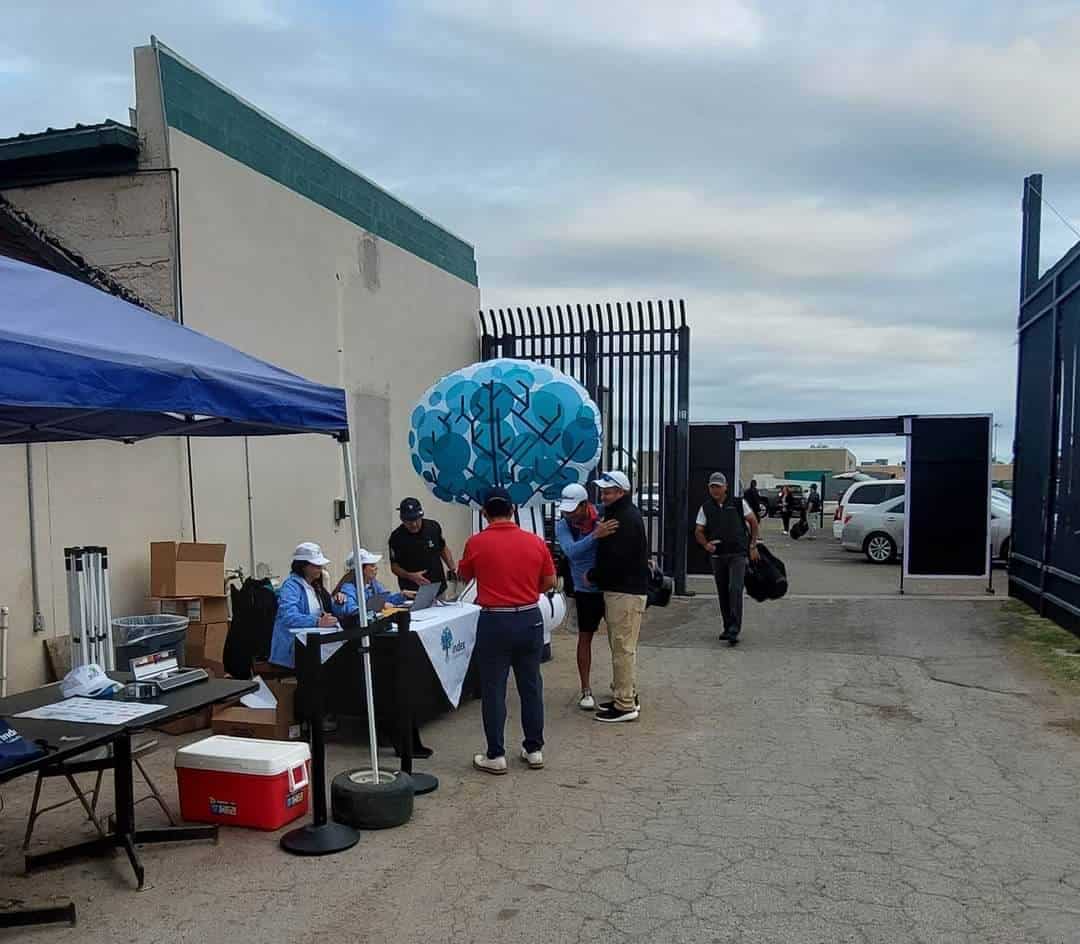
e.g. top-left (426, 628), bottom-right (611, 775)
top-left (2, 174), bottom-right (176, 317)
top-left (740, 448), bottom-right (856, 481)
top-left (168, 128), bottom-right (477, 580)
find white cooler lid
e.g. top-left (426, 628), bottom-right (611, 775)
top-left (175, 735), bottom-right (310, 776)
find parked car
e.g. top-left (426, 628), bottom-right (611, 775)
top-left (841, 495), bottom-right (1012, 564)
top-left (758, 483), bottom-right (805, 518)
top-left (833, 479), bottom-right (906, 538)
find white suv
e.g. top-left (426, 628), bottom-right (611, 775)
top-left (833, 480), bottom-right (906, 539)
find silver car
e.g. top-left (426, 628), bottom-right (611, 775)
top-left (842, 495), bottom-right (1012, 564)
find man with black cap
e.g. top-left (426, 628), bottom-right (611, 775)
top-left (695, 472), bottom-right (760, 645)
top-left (458, 487), bottom-right (556, 775)
top-left (388, 497), bottom-right (457, 595)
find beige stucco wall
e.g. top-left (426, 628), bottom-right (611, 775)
top-left (741, 448), bottom-right (857, 480)
top-left (169, 128), bottom-right (477, 584)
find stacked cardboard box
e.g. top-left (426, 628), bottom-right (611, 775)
top-left (150, 541), bottom-right (227, 735)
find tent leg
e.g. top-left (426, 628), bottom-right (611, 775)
top-left (341, 439), bottom-right (379, 782)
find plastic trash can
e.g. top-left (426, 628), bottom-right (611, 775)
top-left (112, 614), bottom-right (189, 670)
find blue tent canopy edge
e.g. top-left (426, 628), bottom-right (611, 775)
top-left (0, 256), bottom-right (348, 443)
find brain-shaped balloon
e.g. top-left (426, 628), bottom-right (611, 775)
top-left (408, 359), bottom-right (603, 507)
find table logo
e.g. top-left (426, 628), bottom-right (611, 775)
top-left (441, 627), bottom-right (453, 661)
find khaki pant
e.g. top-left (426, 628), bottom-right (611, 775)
top-left (603, 592), bottom-right (646, 711)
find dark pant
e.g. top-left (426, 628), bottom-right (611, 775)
top-left (476, 609), bottom-right (545, 758)
top-left (781, 510), bottom-right (791, 531)
top-left (711, 554), bottom-right (747, 637)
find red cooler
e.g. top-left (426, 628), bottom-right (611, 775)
top-left (175, 736), bottom-right (311, 830)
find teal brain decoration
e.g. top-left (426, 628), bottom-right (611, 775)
top-left (409, 359), bottom-right (603, 507)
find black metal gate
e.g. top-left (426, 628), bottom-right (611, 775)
top-left (1011, 174), bottom-right (1080, 629)
top-left (479, 301), bottom-right (691, 590)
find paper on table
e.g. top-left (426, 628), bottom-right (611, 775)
top-left (14, 697), bottom-right (166, 725)
top-left (293, 625), bottom-right (344, 663)
top-left (240, 675), bottom-right (278, 709)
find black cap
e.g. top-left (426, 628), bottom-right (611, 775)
top-left (481, 486), bottom-right (514, 513)
top-left (399, 497), bottom-right (423, 521)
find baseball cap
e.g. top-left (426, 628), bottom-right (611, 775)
top-left (559, 483), bottom-right (590, 513)
top-left (708, 472), bottom-right (728, 486)
top-left (481, 486), bottom-right (514, 512)
top-left (399, 497), bottom-right (423, 521)
top-left (593, 470), bottom-right (631, 492)
top-left (346, 548), bottom-right (382, 569)
top-left (292, 542), bottom-right (331, 567)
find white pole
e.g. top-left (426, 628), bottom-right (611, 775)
top-left (0, 606), bottom-right (9, 698)
top-left (87, 548), bottom-right (100, 666)
top-left (76, 552), bottom-right (91, 667)
top-left (341, 438), bottom-right (379, 781)
top-left (65, 549), bottom-right (81, 669)
top-left (101, 547), bottom-right (115, 671)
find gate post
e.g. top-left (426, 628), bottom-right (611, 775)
top-left (673, 322), bottom-right (691, 594)
top-left (585, 329), bottom-right (601, 493)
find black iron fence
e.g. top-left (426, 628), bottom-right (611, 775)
top-left (1011, 174), bottom-right (1080, 629)
top-left (478, 301), bottom-right (691, 590)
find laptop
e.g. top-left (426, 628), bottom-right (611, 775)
top-left (365, 593), bottom-right (387, 615)
top-left (409, 582), bottom-right (441, 611)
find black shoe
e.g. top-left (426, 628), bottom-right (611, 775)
top-left (599, 695), bottom-right (640, 711)
top-left (595, 705), bottom-right (640, 723)
top-left (719, 629), bottom-right (733, 641)
top-left (727, 633), bottom-right (740, 647)
top-left (396, 743), bottom-right (434, 759)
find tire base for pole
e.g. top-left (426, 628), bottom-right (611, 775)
top-left (279, 821), bottom-right (359, 856)
top-left (408, 771), bottom-right (439, 796)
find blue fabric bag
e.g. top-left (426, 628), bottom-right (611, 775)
top-left (0, 719), bottom-right (46, 772)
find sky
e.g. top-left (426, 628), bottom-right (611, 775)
top-left (3, 1), bottom-right (1080, 463)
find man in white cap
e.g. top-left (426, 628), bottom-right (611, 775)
top-left (590, 471), bottom-right (649, 723)
top-left (555, 483), bottom-right (618, 710)
top-left (695, 472), bottom-right (760, 646)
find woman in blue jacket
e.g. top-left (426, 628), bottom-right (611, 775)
top-left (555, 484), bottom-right (616, 711)
top-left (269, 542), bottom-right (338, 670)
top-left (332, 549), bottom-right (413, 620)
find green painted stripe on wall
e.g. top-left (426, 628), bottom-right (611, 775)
top-left (157, 49), bottom-right (478, 286)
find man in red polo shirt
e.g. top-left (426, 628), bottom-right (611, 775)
top-left (457, 487), bottom-right (556, 775)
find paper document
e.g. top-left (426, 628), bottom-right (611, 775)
top-left (14, 697), bottom-right (166, 725)
top-left (240, 675), bottom-right (278, 709)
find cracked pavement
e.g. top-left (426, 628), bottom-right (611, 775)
top-left (4, 528), bottom-right (1080, 942)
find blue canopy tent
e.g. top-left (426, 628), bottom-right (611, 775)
top-left (1, 255), bottom-right (380, 848)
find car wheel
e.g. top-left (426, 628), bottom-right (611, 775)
top-left (758, 502), bottom-right (769, 520)
top-left (863, 533), bottom-right (896, 564)
top-left (331, 769), bottom-right (414, 829)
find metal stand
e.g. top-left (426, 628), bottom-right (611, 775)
top-left (394, 610), bottom-right (438, 796)
top-left (24, 733), bottom-right (216, 888)
top-left (64, 546), bottom-right (114, 670)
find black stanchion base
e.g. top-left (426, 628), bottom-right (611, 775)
top-left (0, 902), bottom-right (76, 930)
top-left (408, 771), bottom-right (439, 796)
top-left (280, 821), bottom-right (360, 856)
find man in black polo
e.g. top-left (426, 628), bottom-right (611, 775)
top-left (388, 497), bottom-right (457, 594)
top-left (695, 472), bottom-right (760, 646)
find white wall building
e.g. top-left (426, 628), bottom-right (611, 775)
top-left (0, 41), bottom-right (479, 692)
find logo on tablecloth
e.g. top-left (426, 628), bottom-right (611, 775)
top-left (441, 627), bottom-right (453, 661)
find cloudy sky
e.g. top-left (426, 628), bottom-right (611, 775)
top-left (4, 1), bottom-right (1079, 462)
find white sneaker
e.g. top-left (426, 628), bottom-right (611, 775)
top-left (578, 690), bottom-right (596, 711)
top-left (520, 749), bottom-right (544, 769)
top-left (473, 753), bottom-right (508, 775)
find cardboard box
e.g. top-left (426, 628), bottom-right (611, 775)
top-left (211, 678), bottom-right (300, 741)
top-left (150, 542), bottom-right (227, 598)
top-left (158, 597), bottom-right (229, 624)
top-left (185, 621), bottom-right (229, 676)
top-left (157, 707), bottom-right (212, 736)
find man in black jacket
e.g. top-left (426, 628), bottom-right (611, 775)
top-left (591, 470), bottom-right (649, 723)
top-left (695, 472), bottom-right (760, 646)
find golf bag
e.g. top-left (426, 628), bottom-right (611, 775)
top-left (745, 545), bottom-right (788, 602)
top-left (790, 518), bottom-right (809, 540)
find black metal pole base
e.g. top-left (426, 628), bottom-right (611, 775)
top-left (280, 821), bottom-right (359, 856)
top-left (407, 771), bottom-right (439, 796)
top-left (0, 902), bottom-right (76, 930)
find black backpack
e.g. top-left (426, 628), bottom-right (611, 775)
top-left (790, 518), bottom-right (809, 540)
top-left (745, 545), bottom-right (788, 602)
top-left (223, 577), bottom-right (279, 679)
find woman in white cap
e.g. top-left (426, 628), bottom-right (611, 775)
top-left (332, 548), bottom-right (414, 619)
top-left (269, 542), bottom-right (338, 670)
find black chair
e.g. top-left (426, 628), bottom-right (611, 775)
top-left (23, 739), bottom-right (175, 851)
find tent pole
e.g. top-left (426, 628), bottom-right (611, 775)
top-left (341, 438), bottom-right (379, 781)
